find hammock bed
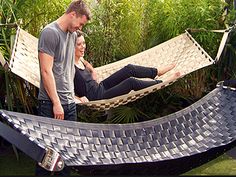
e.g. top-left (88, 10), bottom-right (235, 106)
top-left (1, 80), bottom-right (236, 175)
top-left (9, 26), bottom-right (229, 111)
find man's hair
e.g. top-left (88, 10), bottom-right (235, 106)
top-left (66, 0), bottom-right (91, 20)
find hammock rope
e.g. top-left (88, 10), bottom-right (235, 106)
top-left (8, 25), bottom-right (231, 111)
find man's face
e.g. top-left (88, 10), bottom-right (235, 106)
top-left (68, 13), bottom-right (88, 33)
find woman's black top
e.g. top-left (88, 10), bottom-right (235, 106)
top-left (74, 65), bottom-right (104, 100)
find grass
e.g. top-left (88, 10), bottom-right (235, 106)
top-left (1, 146), bottom-right (236, 176)
top-left (0, 147), bottom-right (35, 176)
top-left (183, 154), bottom-right (236, 176)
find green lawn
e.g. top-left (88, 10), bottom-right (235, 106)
top-left (1, 148), bottom-right (236, 176)
top-left (0, 149), bottom-right (35, 176)
top-left (182, 154), bottom-right (236, 176)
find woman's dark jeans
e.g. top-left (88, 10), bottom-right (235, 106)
top-left (100, 64), bottom-right (162, 99)
top-left (35, 100), bottom-right (76, 176)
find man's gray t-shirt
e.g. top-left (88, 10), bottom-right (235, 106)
top-left (38, 21), bottom-right (76, 105)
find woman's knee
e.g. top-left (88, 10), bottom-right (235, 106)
top-left (126, 77), bottom-right (139, 89)
top-left (125, 64), bottom-right (135, 70)
top-left (123, 64), bottom-right (137, 76)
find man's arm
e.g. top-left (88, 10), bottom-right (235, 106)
top-left (39, 52), bottom-right (64, 120)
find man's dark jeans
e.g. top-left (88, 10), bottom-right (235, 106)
top-left (35, 100), bottom-right (77, 176)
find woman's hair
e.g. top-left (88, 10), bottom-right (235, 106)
top-left (76, 30), bottom-right (84, 38)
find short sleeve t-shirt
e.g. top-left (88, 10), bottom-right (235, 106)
top-left (38, 21), bottom-right (76, 105)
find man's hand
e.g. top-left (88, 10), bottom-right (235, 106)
top-left (53, 102), bottom-right (64, 120)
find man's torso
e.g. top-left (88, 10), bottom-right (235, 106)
top-left (38, 21), bottom-right (76, 105)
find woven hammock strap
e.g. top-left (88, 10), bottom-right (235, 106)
top-left (216, 79), bottom-right (236, 91)
top-left (187, 28), bottom-right (226, 33)
top-left (215, 29), bottom-right (231, 62)
top-left (0, 111), bottom-right (64, 172)
top-left (10, 26), bottom-right (40, 88)
top-left (0, 51), bottom-right (8, 70)
top-left (0, 23), bottom-right (19, 70)
top-left (0, 23), bottom-right (18, 28)
top-left (187, 26), bottom-right (235, 62)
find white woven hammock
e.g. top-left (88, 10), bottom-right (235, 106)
top-left (9, 26), bottom-right (229, 111)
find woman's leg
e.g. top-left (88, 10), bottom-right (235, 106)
top-left (101, 72), bottom-right (180, 99)
top-left (102, 77), bottom-right (160, 99)
top-left (101, 64), bottom-right (158, 90)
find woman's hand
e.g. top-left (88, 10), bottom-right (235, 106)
top-left (83, 59), bottom-right (99, 82)
top-left (80, 96), bottom-right (89, 103)
top-left (91, 71), bottom-right (98, 82)
top-left (75, 96), bottom-right (89, 103)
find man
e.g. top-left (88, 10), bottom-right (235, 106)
top-left (36, 0), bottom-right (91, 175)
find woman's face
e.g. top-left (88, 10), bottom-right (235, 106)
top-left (75, 35), bottom-right (86, 58)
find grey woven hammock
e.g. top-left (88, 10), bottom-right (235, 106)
top-left (1, 80), bottom-right (236, 175)
top-left (9, 27), bottom-right (229, 111)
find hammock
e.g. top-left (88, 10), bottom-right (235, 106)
top-left (9, 26), bottom-right (230, 111)
top-left (1, 80), bottom-right (236, 175)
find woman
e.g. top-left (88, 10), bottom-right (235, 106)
top-left (74, 31), bottom-right (180, 103)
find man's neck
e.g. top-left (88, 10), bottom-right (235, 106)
top-left (56, 14), bottom-right (69, 32)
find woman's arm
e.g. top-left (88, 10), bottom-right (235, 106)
top-left (82, 58), bottom-right (98, 81)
